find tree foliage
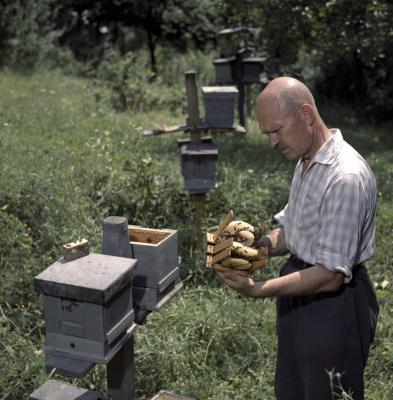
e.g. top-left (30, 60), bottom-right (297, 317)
top-left (217, 0), bottom-right (393, 117)
top-left (1, 0), bottom-right (393, 116)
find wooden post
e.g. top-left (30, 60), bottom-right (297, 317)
top-left (238, 82), bottom-right (246, 127)
top-left (185, 71), bottom-right (202, 144)
top-left (107, 335), bottom-right (136, 400)
top-left (234, 53), bottom-right (246, 127)
top-left (185, 71), bottom-right (205, 243)
top-left (194, 194), bottom-right (206, 244)
top-left (245, 84), bottom-right (252, 122)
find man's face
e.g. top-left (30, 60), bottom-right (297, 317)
top-left (257, 101), bottom-right (311, 161)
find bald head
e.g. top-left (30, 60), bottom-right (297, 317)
top-left (256, 76), bottom-right (331, 161)
top-left (257, 77), bottom-right (316, 117)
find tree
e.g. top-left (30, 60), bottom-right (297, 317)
top-left (57, 0), bottom-right (220, 76)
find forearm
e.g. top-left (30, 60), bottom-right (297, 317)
top-left (250, 265), bottom-right (344, 298)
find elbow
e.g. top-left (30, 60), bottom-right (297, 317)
top-left (325, 272), bottom-right (345, 292)
top-left (314, 265), bottom-right (345, 293)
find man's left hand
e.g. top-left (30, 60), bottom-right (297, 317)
top-left (217, 271), bottom-right (257, 297)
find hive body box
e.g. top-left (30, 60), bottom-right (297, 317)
top-left (128, 225), bottom-right (179, 311)
top-left (34, 253), bottom-right (137, 364)
top-left (180, 142), bottom-right (218, 195)
top-left (202, 86), bottom-right (239, 128)
top-left (213, 58), bottom-right (234, 84)
top-left (242, 57), bottom-right (266, 83)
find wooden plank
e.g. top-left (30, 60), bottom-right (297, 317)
top-left (143, 123), bottom-right (247, 137)
top-left (213, 210), bottom-right (233, 242)
top-left (206, 232), bottom-right (215, 244)
top-left (143, 124), bottom-right (187, 137)
top-left (206, 237), bottom-right (234, 255)
top-left (206, 246), bottom-right (232, 267)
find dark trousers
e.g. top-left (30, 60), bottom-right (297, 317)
top-left (275, 257), bottom-right (379, 400)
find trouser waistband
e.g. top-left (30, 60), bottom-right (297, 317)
top-left (289, 254), bottom-right (313, 270)
top-left (289, 253), bottom-right (364, 274)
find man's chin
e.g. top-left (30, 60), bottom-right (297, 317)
top-left (280, 148), bottom-right (296, 160)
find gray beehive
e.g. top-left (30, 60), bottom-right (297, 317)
top-left (128, 225), bottom-right (179, 311)
top-left (180, 142), bottom-right (218, 195)
top-left (34, 253), bottom-right (137, 363)
top-left (202, 86), bottom-right (238, 128)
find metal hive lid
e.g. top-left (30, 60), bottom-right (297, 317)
top-left (34, 253), bottom-right (137, 305)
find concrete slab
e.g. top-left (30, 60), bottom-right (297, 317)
top-left (30, 380), bottom-right (105, 400)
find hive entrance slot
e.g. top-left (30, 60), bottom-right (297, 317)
top-left (128, 226), bottom-right (170, 245)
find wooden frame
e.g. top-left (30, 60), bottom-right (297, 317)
top-left (206, 209), bottom-right (233, 244)
top-left (128, 226), bottom-right (171, 245)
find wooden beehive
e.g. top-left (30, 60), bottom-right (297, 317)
top-left (242, 57), bottom-right (265, 83)
top-left (213, 57), bottom-right (234, 84)
top-left (202, 86), bottom-right (238, 128)
top-left (180, 141), bottom-right (218, 195)
top-left (34, 253), bottom-right (137, 363)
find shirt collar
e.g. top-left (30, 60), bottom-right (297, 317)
top-left (312, 128), bottom-right (343, 165)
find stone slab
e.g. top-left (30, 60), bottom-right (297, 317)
top-left (30, 379), bottom-right (105, 400)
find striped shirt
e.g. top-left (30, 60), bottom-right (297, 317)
top-left (275, 129), bottom-right (376, 283)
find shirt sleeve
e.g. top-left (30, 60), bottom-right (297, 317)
top-left (315, 173), bottom-right (367, 283)
top-left (274, 204), bottom-right (288, 226)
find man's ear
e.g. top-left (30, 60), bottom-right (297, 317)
top-left (301, 104), bottom-right (315, 126)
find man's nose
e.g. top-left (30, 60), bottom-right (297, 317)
top-left (268, 132), bottom-right (279, 149)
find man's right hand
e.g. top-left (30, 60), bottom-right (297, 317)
top-left (255, 227), bottom-right (288, 256)
top-left (255, 235), bottom-right (273, 249)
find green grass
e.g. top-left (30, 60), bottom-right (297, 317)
top-left (0, 69), bottom-right (392, 399)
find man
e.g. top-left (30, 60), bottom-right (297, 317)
top-left (218, 77), bottom-right (379, 400)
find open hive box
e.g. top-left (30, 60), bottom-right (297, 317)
top-left (151, 390), bottom-right (195, 400)
top-left (128, 225), bottom-right (180, 311)
top-left (206, 210), bottom-right (268, 276)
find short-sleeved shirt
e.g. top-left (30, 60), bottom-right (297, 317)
top-left (274, 129), bottom-right (376, 282)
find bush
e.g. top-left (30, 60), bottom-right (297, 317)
top-left (0, 0), bottom-right (64, 71)
top-left (91, 47), bottom-right (214, 113)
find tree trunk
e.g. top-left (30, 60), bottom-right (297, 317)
top-left (147, 28), bottom-right (157, 80)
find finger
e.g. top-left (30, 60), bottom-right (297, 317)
top-left (217, 271), bottom-right (236, 286)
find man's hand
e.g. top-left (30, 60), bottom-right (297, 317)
top-left (256, 227), bottom-right (288, 256)
top-left (255, 235), bottom-right (272, 249)
top-left (217, 271), bottom-right (257, 297)
top-left (218, 264), bottom-right (344, 299)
